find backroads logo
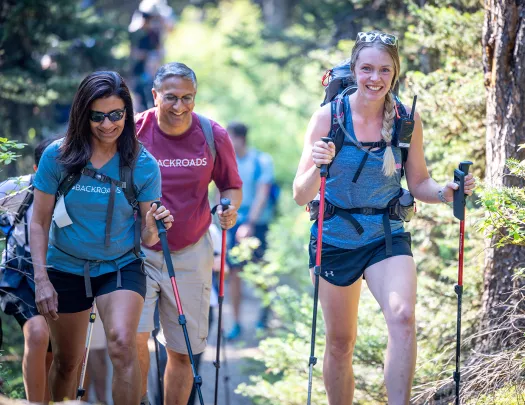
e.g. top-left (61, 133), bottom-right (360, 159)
top-left (157, 158), bottom-right (208, 167)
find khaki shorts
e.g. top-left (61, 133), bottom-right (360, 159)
top-left (137, 232), bottom-right (213, 355)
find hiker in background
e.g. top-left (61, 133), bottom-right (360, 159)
top-left (225, 122), bottom-right (276, 340)
top-left (135, 62), bottom-right (242, 405)
top-left (0, 138), bottom-right (55, 403)
top-left (293, 31), bottom-right (475, 404)
top-left (129, 0), bottom-right (175, 112)
top-left (30, 71), bottom-right (172, 405)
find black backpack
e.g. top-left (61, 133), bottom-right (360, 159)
top-left (321, 59), bottom-right (417, 178)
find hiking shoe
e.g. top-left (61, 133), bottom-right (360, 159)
top-left (140, 394), bottom-right (150, 405)
top-left (225, 323), bottom-right (242, 340)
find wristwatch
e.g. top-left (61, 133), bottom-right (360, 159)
top-left (438, 188), bottom-right (450, 204)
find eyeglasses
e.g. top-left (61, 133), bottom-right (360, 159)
top-left (162, 94), bottom-right (195, 105)
top-left (89, 108), bottom-right (126, 123)
top-left (356, 32), bottom-right (398, 47)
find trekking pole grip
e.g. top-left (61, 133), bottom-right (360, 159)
top-left (220, 198), bottom-right (230, 212)
top-left (151, 200), bottom-right (166, 233)
top-left (320, 137), bottom-right (331, 178)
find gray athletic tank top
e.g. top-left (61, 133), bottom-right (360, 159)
top-left (311, 96), bottom-right (404, 249)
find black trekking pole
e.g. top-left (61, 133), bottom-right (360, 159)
top-left (307, 137), bottom-right (331, 405)
top-left (452, 161), bottom-right (473, 405)
top-left (151, 201), bottom-right (205, 405)
top-left (152, 324), bottom-right (164, 405)
top-left (221, 328), bottom-right (231, 405)
top-left (76, 303), bottom-right (97, 400)
top-left (212, 198), bottom-right (230, 405)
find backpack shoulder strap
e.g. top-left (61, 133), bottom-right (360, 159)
top-left (14, 175), bottom-right (34, 225)
top-left (56, 172), bottom-right (81, 200)
top-left (119, 144), bottom-right (143, 210)
top-left (196, 113), bottom-right (216, 163)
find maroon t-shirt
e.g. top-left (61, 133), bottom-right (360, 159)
top-left (136, 108), bottom-right (242, 251)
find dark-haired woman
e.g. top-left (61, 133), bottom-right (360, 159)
top-left (30, 71), bottom-right (172, 404)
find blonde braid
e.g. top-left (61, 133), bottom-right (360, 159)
top-left (381, 91), bottom-right (397, 176)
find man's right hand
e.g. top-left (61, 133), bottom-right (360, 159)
top-left (35, 277), bottom-right (59, 320)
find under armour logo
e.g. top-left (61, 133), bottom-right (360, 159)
top-left (324, 271), bottom-right (334, 277)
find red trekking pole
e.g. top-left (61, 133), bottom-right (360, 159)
top-left (307, 137), bottom-right (331, 405)
top-left (151, 201), bottom-right (205, 405)
top-left (76, 303), bottom-right (97, 400)
top-left (452, 160), bottom-right (473, 405)
top-left (212, 198), bottom-right (231, 405)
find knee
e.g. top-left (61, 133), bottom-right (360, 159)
top-left (53, 354), bottom-right (82, 378)
top-left (385, 305), bottom-right (416, 330)
top-left (167, 350), bottom-right (190, 367)
top-left (107, 329), bottom-right (136, 368)
top-left (24, 320), bottom-right (50, 352)
top-left (326, 334), bottom-right (357, 359)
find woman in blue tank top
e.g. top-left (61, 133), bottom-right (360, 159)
top-left (30, 71), bottom-right (174, 404)
top-left (293, 31), bottom-right (475, 404)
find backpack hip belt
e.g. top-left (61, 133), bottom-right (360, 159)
top-left (307, 189), bottom-right (415, 257)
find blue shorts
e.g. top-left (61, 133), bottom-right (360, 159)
top-left (308, 232), bottom-right (413, 287)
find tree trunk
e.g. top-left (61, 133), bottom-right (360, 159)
top-left (259, 0), bottom-right (297, 30)
top-left (479, 0), bottom-right (525, 353)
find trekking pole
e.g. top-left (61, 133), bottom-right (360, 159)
top-left (212, 198), bottom-right (230, 405)
top-left (152, 325), bottom-right (164, 405)
top-left (221, 328), bottom-right (231, 405)
top-left (307, 136), bottom-right (331, 405)
top-left (151, 201), bottom-right (205, 405)
top-left (452, 160), bottom-right (473, 405)
top-left (76, 303), bottom-right (97, 400)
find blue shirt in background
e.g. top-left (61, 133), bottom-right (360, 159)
top-left (33, 139), bottom-right (161, 277)
top-left (236, 148), bottom-right (274, 225)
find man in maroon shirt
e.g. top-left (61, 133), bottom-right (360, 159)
top-left (135, 62), bottom-right (242, 405)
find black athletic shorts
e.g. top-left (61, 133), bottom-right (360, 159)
top-left (308, 232), bottom-right (413, 287)
top-left (48, 259), bottom-right (146, 313)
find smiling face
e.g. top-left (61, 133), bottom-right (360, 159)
top-left (152, 75), bottom-right (196, 135)
top-left (353, 47), bottom-right (396, 101)
top-left (89, 95), bottom-right (126, 146)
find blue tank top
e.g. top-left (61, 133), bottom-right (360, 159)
top-left (311, 96), bottom-right (404, 249)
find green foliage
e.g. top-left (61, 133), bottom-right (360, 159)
top-left (478, 153), bottom-right (525, 247)
top-left (0, 138), bottom-right (26, 166)
top-left (467, 385), bottom-right (525, 405)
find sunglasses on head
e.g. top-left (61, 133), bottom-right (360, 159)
top-left (356, 32), bottom-right (398, 47)
top-left (89, 108), bottom-right (126, 123)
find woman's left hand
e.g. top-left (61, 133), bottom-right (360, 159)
top-left (146, 202), bottom-right (173, 231)
top-left (441, 173), bottom-right (476, 202)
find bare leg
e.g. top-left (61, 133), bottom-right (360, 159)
top-left (164, 349), bottom-right (193, 405)
top-left (88, 348), bottom-right (108, 404)
top-left (44, 351), bottom-right (52, 403)
top-left (136, 332), bottom-right (151, 398)
top-left (97, 290), bottom-right (143, 405)
top-left (22, 315), bottom-right (51, 402)
top-left (313, 269), bottom-right (362, 405)
top-left (47, 310), bottom-right (91, 401)
top-left (364, 255), bottom-right (417, 405)
top-left (229, 268), bottom-right (242, 323)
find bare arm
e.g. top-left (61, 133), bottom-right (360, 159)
top-left (293, 104), bottom-right (335, 206)
top-left (405, 111), bottom-right (475, 202)
top-left (139, 201), bottom-right (173, 246)
top-left (247, 182), bottom-right (271, 224)
top-left (30, 189), bottom-right (58, 319)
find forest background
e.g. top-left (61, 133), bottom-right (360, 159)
top-left (0, 0), bottom-right (524, 404)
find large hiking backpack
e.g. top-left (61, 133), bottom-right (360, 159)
top-left (0, 175), bottom-right (35, 290)
top-left (320, 59), bottom-right (417, 178)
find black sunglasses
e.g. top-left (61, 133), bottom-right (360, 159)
top-left (89, 108), bottom-right (126, 123)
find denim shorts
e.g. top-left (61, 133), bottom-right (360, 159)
top-left (308, 232), bottom-right (413, 287)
